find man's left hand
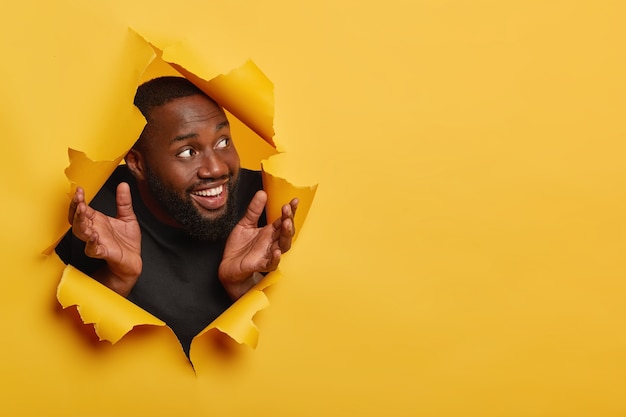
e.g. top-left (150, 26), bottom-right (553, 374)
top-left (218, 190), bottom-right (298, 300)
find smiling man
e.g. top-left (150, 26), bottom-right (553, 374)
top-left (55, 77), bottom-right (298, 356)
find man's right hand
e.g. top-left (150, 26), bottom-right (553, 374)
top-left (69, 183), bottom-right (142, 296)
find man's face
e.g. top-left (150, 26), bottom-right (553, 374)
top-left (137, 94), bottom-right (241, 240)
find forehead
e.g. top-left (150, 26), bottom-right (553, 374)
top-left (146, 94), bottom-right (226, 132)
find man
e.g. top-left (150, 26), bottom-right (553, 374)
top-left (56, 76), bottom-right (298, 356)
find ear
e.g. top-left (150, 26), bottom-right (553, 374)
top-left (125, 148), bottom-right (146, 181)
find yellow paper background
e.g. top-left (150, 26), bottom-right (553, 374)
top-left (2, 0), bottom-right (626, 416)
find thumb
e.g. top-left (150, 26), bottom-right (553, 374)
top-left (115, 182), bottom-right (136, 221)
top-left (239, 190), bottom-right (267, 228)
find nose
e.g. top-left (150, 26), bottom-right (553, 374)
top-left (197, 151), bottom-right (228, 179)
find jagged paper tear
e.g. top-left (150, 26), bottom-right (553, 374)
top-left (49, 29), bottom-right (317, 362)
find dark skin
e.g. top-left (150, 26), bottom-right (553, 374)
top-left (68, 94), bottom-right (298, 300)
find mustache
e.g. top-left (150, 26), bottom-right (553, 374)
top-left (187, 174), bottom-right (239, 193)
top-left (187, 174), bottom-right (233, 192)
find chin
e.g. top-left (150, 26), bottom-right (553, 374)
top-left (196, 203), bottom-right (228, 220)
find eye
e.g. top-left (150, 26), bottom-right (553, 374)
top-left (215, 137), bottom-right (230, 149)
top-left (176, 148), bottom-right (196, 158)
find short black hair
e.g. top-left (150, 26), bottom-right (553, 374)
top-left (134, 76), bottom-right (207, 121)
top-left (133, 77), bottom-right (218, 151)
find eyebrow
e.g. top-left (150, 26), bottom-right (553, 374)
top-left (169, 120), bottom-right (230, 144)
top-left (216, 120), bottom-right (230, 131)
top-left (170, 132), bottom-right (199, 144)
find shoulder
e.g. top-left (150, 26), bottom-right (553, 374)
top-left (235, 169), bottom-right (265, 225)
top-left (236, 169), bottom-right (263, 203)
top-left (239, 168), bottom-right (263, 189)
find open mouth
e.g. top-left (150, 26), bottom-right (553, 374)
top-left (192, 185), bottom-right (223, 197)
top-left (190, 184), bottom-right (227, 211)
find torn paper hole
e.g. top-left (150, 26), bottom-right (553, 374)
top-left (48, 29), bottom-right (317, 365)
top-left (57, 265), bottom-right (166, 343)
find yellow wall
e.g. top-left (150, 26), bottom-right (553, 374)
top-left (2, 0), bottom-right (626, 416)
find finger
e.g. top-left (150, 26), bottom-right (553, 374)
top-left (289, 199), bottom-right (298, 237)
top-left (290, 198), bottom-right (299, 217)
top-left (282, 202), bottom-right (292, 221)
top-left (84, 230), bottom-right (105, 259)
top-left (72, 201), bottom-right (87, 230)
top-left (115, 182), bottom-right (136, 221)
top-left (278, 218), bottom-right (294, 252)
top-left (68, 187), bottom-right (85, 224)
top-left (72, 203), bottom-right (94, 242)
top-left (74, 200), bottom-right (98, 226)
top-left (280, 198), bottom-right (298, 238)
top-left (270, 216), bottom-right (294, 248)
top-left (276, 198), bottom-right (298, 225)
top-left (263, 248), bottom-right (281, 272)
top-left (240, 190), bottom-right (268, 228)
top-left (271, 201), bottom-right (292, 230)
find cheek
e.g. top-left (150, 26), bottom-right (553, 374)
top-left (154, 163), bottom-right (197, 191)
top-left (172, 166), bottom-right (199, 190)
top-left (225, 150), bottom-right (240, 173)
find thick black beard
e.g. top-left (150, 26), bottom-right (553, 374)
top-left (145, 167), bottom-right (240, 242)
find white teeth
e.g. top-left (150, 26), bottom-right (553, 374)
top-left (193, 185), bottom-right (223, 197)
